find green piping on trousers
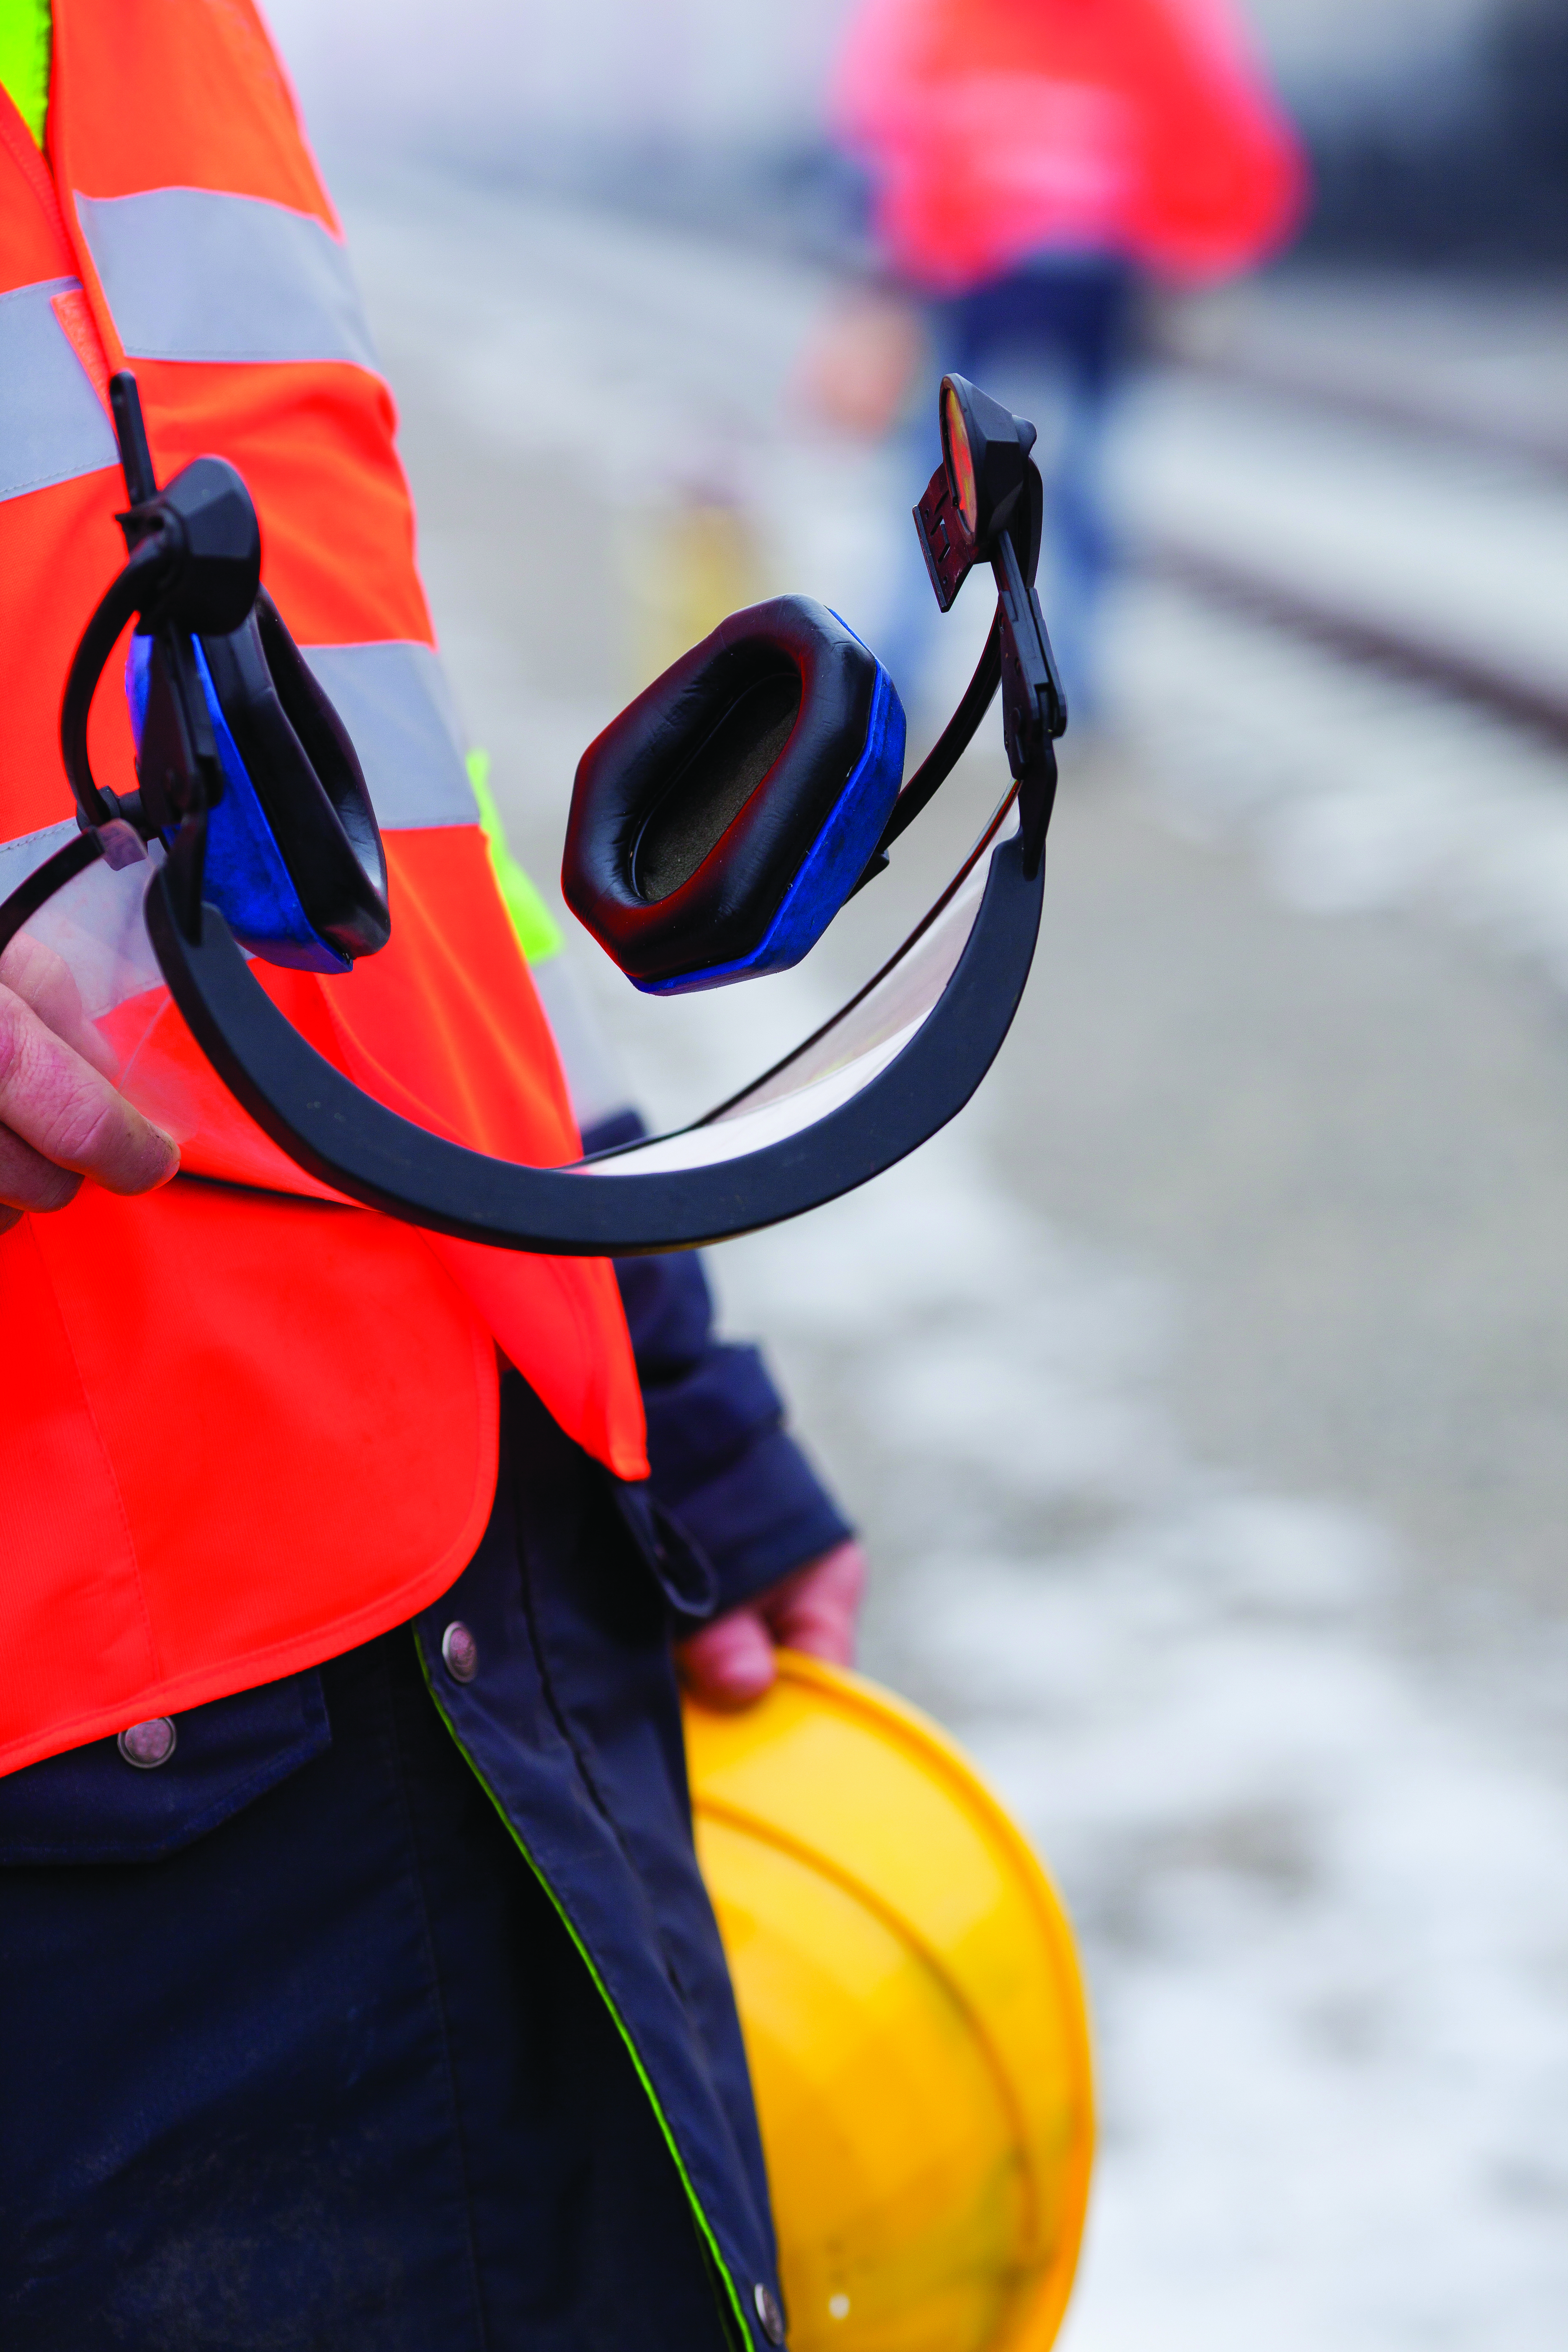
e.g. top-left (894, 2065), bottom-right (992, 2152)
top-left (415, 1635), bottom-right (753, 2351)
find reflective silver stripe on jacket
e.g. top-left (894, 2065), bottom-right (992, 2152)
top-left (302, 642), bottom-right (477, 831)
top-left (0, 277), bottom-right (119, 502)
top-left (75, 189), bottom-right (380, 372)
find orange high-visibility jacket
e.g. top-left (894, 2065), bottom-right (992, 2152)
top-left (830, 0), bottom-right (1307, 291)
top-left (0, 0), bottom-right (647, 1777)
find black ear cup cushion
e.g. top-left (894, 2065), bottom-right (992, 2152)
top-left (633, 665), bottom-right (801, 902)
top-left (201, 592), bottom-right (390, 960)
top-left (563, 597), bottom-right (879, 987)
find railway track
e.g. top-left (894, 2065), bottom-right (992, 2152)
top-left (1141, 533), bottom-right (1568, 750)
top-left (1135, 311), bottom-right (1568, 751)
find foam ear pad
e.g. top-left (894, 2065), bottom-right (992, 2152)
top-left (200, 591), bottom-right (390, 962)
top-left (563, 597), bottom-right (905, 993)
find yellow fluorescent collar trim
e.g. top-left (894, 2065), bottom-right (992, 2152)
top-left (0, 0), bottom-right (51, 146)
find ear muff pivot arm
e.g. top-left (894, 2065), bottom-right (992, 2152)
top-left (906, 374), bottom-right (1068, 878)
top-left (39, 373), bottom-right (266, 947)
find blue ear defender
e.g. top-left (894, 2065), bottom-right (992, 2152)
top-left (562, 597), bottom-right (906, 995)
top-left (125, 591), bottom-right (389, 975)
top-left (129, 632), bottom-right (343, 972)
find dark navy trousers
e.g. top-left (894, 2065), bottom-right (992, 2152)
top-left (0, 1375), bottom-right (783, 2351)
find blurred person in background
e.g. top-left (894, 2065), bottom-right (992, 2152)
top-left (817, 0), bottom-right (1306, 716)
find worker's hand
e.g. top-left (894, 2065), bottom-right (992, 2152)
top-left (0, 935), bottom-right (179, 1235)
top-left (677, 1538), bottom-right (868, 1709)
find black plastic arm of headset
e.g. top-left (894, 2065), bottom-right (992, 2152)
top-left (851, 607), bottom-right (1004, 897)
top-left (993, 530), bottom-right (1065, 879)
top-left (144, 839), bottom-right (1045, 1256)
top-left (59, 527), bottom-right (181, 830)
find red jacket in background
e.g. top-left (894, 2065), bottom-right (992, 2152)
top-left (829, 0), bottom-right (1308, 291)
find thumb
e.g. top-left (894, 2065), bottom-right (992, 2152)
top-left (760, 1540), bottom-right (867, 1666)
top-left (677, 1605), bottom-right (776, 1709)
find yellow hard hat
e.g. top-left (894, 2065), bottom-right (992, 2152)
top-left (684, 1652), bottom-right (1093, 2352)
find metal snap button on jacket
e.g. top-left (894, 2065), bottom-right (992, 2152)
top-left (753, 2282), bottom-right (786, 2344)
top-left (117, 1717), bottom-right (177, 1769)
top-left (441, 1621), bottom-right (479, 1684)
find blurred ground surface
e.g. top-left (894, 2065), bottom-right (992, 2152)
top-left (341, 171), bottom-right (1568, 2350)
top-left (1161, 270), bottom-right (1568, 470)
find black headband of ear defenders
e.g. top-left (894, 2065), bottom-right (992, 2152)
top-left (0, 371), bottom-right (1065, 1256)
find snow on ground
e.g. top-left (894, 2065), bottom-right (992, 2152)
top-left (1109, 575), bottom-right (1568, 995)
top-left (1112, 373), bottom-right (1568, 709)
top-left (343, 177), bottom-right (1568, 2347)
